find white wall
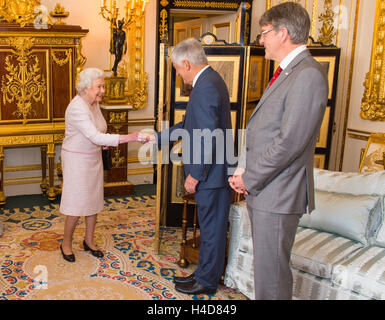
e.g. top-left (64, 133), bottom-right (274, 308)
top-left (342, 0), bottom-right (385, 172)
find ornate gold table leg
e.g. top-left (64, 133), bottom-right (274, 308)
top-left (40, 145), bottom-right (48, 194)
top-left (0, 147), bottom-right (5, 206)
top-left (47, 143), bottom-right (56, 202)
top-left (178, 198), bottom-right (189, 268)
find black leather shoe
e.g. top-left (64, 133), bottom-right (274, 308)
top-left (175, 279), bottom-right (216, 295)
top-left (60, 244), bottom-right (75, 263)
top-left (174, 273), bottom-right (195, 284)
top-left (83, 240), bottom-right (104, 258)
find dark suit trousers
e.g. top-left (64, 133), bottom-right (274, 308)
top-left (194, 187), bottom-right (231, 289)
top-left (246, 204), bottom-right (301, 300)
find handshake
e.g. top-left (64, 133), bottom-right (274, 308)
top-left (137, 132), bottom-right (156, 143)
top-left (118, 131), bottom-right (156, 144)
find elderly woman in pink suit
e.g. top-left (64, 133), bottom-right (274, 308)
top-left (59, 68), bottom-right (143, 262)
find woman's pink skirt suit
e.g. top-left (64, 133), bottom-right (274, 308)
top-left (59, 95), bottom-right (119, 216)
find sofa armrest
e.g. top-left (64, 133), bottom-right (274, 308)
top-left (227, 201), bottom-right (251, 265)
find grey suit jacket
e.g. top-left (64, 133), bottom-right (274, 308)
top-left (241, 50), bottom-right (328, 214)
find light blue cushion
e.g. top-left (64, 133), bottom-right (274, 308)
top-left (370, 196), bottom-right (385, 247)
top-left (300, 190), bottom-right (382, 245)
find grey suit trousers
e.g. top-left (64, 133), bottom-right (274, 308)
top-left (247, 203), bottom-right (301, 300)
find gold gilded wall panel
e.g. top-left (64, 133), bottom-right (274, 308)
top-left (360, 0), bottom-right (385, 121)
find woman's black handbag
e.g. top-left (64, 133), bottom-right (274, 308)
top-left (102, 148), bottom-right (112, 170)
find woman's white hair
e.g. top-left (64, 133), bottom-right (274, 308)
top-left (76, 68), bottom-right (105, 94)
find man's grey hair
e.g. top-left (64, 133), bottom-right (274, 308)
top-left (76, 68), bottom-right (105, 94)
top-left (259, 2), bottom-right (310, 44)
top-left (171, 38), bottom-right (208, 67)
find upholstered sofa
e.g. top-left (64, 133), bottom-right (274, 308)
top-left (224, 169), bottom-right (385, 300)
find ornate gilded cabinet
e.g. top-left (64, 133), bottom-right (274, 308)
top-left (0, 23), bottom-right (88, 205)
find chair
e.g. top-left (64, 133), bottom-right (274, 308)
top-left (359, 133), bottom-right (385, 173)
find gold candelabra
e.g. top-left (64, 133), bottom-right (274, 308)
top-left (100, 0), bottom-right (149, 28)
top-left (99, 0), bottom-right (149, 109)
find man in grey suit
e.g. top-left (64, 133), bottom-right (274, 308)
top-left (229, 2), bottom-right (328, 300)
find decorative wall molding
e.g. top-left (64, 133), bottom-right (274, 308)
top-left (360, 0), bottom-right (385, 121)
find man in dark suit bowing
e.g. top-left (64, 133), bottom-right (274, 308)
top-left (229, 2), bottom-right (328, 300)
top-left (156, 38), bottom-right (233, 295)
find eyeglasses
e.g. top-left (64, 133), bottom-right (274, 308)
top-left (259, 28), bottom-right (274, 39)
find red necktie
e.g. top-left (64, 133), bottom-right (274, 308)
top-left (269, 66), bottom-right (283, 87)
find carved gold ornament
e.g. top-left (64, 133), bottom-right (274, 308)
top-left (160, 0), bottom-right (169, 6)
top-left (159, 9), bottom-right (168, 42)
top-left (51, 49), bottom-right (72, 66)
top-left (49, 3), bottom-right (69, 25)
top-left (173, 1), bottom-right (239, 9)
top-left (0, 0), bottom-right (41, 27)
top-left (361, 0), bottom-right (385, 121)
top-left (109, 112), bottom-right (127, 123)
top-left (1, 37), bottom-right (47, 124)
top-left (317, 0), bottom-right (336, 45)
top-left (112, 148), bottom-right (125, 168)
top-left (128, 73), bottom-right (148, 110)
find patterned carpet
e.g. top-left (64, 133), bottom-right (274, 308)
top-left (0, 195), bottom-right (247, 300)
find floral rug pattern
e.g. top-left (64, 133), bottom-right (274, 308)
top-left (0, 196), bottom-right (246, 300)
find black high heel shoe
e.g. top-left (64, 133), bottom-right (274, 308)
top-left (60, 244), bottom-right (75, 262)
top-left (83, 240), bottom-right (104, 258)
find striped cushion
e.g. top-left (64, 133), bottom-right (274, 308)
top-left (292, 268), bottom-right (368, 300)
top-left (332, 246), bottom-right (385, 299)
top-left (291, 227), bottom-right (363, 279)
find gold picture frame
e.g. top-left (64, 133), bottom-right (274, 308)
top-left (314, 154), bottom-right (326, 169)
top-left (175, 55), bottom-right (240, 103)
top-left (213, 22), bottom-right (231, 43)
top-left (313, 56), bottom-right (336, 100)
top-left (359, 133), bottom-right (385, 173)
top-left (208, 56), bottom-right (240, 103)
top-left (174, 27), bottom-right (188, 46)
top-left (316, 106), bottom-right (331, 148)
top-left (190, 25), bottom-right (202, 40)
top-left (247, 55), bottom-right (266, 102)
top-left (245, 103), bottom-right (256, 125)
